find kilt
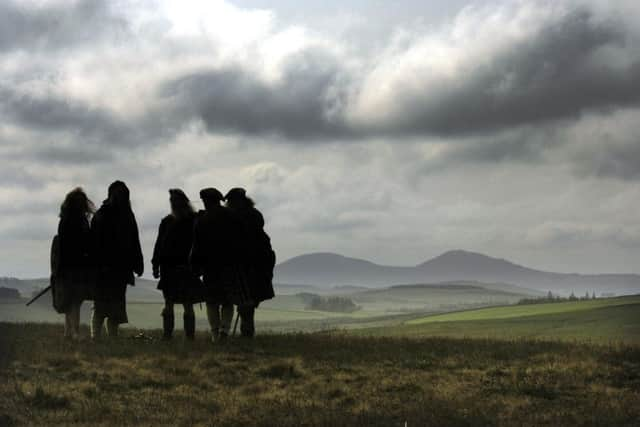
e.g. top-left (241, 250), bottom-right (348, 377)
top-left (158, 266), bottom-right (205, 304)
top-left (203, 265), bottom-right (253, 307)
top-left (52, 268), bottom-right (92, 314)
top-left (93, 269), bottom-right (130, 324)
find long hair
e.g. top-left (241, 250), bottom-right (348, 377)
top-left (107, 180), bottom-right (132, 211)
top-left (60, 187), bottom-right (95, 219)
top-left (169, 188), bottom-right (195, 218)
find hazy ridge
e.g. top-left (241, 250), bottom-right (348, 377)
top-left (275, 249), bottom-right (640, 295)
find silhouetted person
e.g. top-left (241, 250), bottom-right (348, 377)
top-left (56, 187), bottom-right (95, 340)
top-left (152, 189), bottom-right (200, 340)
top-left (225, 188), bottom-right (275, 338)
top-left (190, 188), bottom-right (236, 342)
top-left (90, 181), bottom-right (143, 339)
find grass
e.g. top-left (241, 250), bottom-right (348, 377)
top-left (407, 295), bottom-right (640, 324)
top-left (356, 296), bottom-right (640, 345)
top-left (1, 322), bottom-right (639, 426)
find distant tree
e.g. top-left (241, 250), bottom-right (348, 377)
top-left (592, 292), bottom-right (596, 300)
top-left (569, 292), bottom-right (577, 301)
top-left (547, 291), bottom-right (553, 300)
top-left (0, 287), bottom-right (21, 300)
top-left (306, 296), bottom-right (360, 313)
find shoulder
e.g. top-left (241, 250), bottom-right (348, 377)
top-left (59, 215), bottom-right (81, 230)
top-left (92, 205), bottom-right (108, 222)
top-left (160, 215), bottom-right (174, 225)
top-left (250, 208), bottom-right (265, 227)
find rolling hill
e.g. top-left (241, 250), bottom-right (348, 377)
top-left (355, 294), bottom-right (640, 345)
top-left (275, 250), bottom-right (640, 294)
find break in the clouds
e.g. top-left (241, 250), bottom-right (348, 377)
top-left (1, 0), bottom-right (640, 277)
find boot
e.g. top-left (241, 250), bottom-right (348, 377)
top-left (106, 319), bottom-right (119, 338)
top-left (162, 310), bottom-right (175, 340)
top-left (239, 305), bottom-right (255, 338)
top-left (184, 313), bottom-right (195, 340)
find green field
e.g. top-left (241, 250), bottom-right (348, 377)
top-left (0, 282), bottom-right (536, 333)
top-left (1, 295), bottom-right (639, 425)
top-left (356, 295), bottom-right (640, 344)
top-left (1, 323), bottom-right (639, 426)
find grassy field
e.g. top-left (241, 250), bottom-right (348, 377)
top-left (0, 282), bottom-right (535, 332)
top-left (356, 296), bottom-right (640, 344)
top-left (0, 322), bottom-right (639, 426)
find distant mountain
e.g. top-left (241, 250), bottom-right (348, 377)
top-left (274, 250), bottom-right (640, 295)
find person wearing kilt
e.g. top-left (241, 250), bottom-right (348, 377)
top-left (91, 181), bottom-right (144, 339)
top-left (190, 188), bottom-right (237, 343)
top-left (152, 189), bottom-right (201, 340)
top-left (225, 188), bottom-right (276, 338)
top-left (55, 187), bottom-right (95, 340)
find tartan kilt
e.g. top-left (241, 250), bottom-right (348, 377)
top-left (159, 266), bottom-right (205, 304)
top-left (205, 265), bottom-right (254, 307)
top-left (52, 268), bottom-right (92, 314)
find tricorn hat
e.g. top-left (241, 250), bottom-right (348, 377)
top-left (199, 188), bottom-right (224, 202)
top-left (224, 187), bottom-right (246, 201)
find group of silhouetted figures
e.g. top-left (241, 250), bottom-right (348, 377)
top-left (52, 180), bottom-right (275, 342)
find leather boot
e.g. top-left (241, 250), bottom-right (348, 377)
top-left (239, 305), bottom-right (255, 338)
top-left (162, 310), bottom-right (174, 340)
top-left (184, 313), bottom-right (195, 340)
top-left (106, 319), bottom-right (119, 338)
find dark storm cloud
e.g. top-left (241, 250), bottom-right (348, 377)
top-left (161, 50), bottom-right (353, 140)
top-left (0, 86), bottom-right (185, 150)
top-left (158, 7), bottom-right (640, 145)
top-left (0, 86), bottom-right (129, 142)
top-left (0, 0), bottom-right (128, 52)
top-left (418, 127), bottom-right (561, 175)
top-left (372, 9), bottom-right (640, 137)
top-left (1, 0), bottom-right (639, 183)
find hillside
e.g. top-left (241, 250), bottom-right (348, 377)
top-left (2, 280), bottom-right (533, 332)
top-left (357, 295), bottom-right (640, 344)
top-left (347, 281), bottom-right (537, 313)
top-left (275, 250), bottom-right (640, 294)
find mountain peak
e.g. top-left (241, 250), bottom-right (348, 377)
top-left (417, 249), bottom-right (531, 275)
top-left (278, 252), bottom-right (379, 269)
top-left (423, 249), bottom-right (504, 263)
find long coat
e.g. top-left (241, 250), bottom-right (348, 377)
top-left (190, 206), bottom-right (238, 304)
top-left (231, 206), bottom-right (276, 304)
top-left (91, 201), bottom-right (143, 301)
top-left (152, 213), bottom-right (201, 303)
top-left (54, 214), bottom-right (92, 310)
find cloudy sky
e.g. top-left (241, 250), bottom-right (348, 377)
top-left (1, 0), bottom-right (640, 277)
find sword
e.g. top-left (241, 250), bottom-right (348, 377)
top-left (26, 286), bottom-right (51, 306)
